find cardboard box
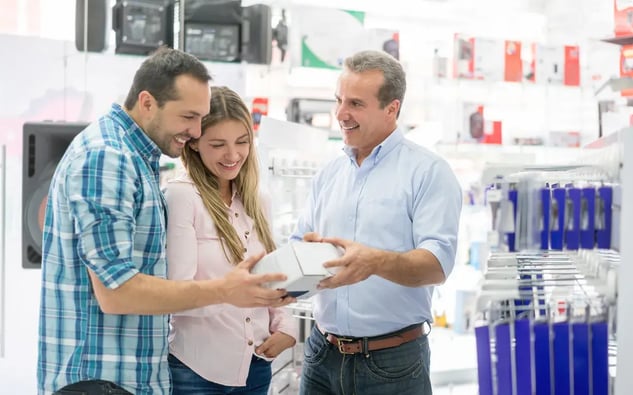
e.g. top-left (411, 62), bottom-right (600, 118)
top-left (251, 241), bottom-right (343, 299)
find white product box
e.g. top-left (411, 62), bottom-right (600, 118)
top-left (251, 241), bottom-right (343, 299)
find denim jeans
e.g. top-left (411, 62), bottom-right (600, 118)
top-left (300, 325), bottom-right (432, 395)
top-left (52, 380), bottom-right (132, 395)
top-left (169, 353), bottom-right (272, 395)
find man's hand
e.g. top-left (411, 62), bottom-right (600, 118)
top-left (221, 253), bottom-right (296, 308)
top-left (302, 232), bottom-right (323, 242)
top-left (255, 332), bottom-right (297, 359)
top-left (317, 237), bottom-right (382, 289)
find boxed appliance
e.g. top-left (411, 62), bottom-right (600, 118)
top-left (251, 241), bottom-right (343, 299)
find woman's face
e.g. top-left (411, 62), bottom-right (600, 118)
top-left (190, 119), bottom-right (251, 183)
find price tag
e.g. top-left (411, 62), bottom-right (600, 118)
top-left (487, 231), bottom-right (499, 247)
top-left (487, 189), bottom-right (503, 203)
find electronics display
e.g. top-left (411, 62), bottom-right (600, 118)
top-left (184, 23), bottom-right (240, 62)
top-left (181, 0), bottom-right (272, 64)
top-left (112, 0), bottom-right (172, 55)
top-left (286, 98), bottom-right (338, 138)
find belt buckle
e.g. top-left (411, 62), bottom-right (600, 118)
top-left (336, 337), bottom-right (355, 354)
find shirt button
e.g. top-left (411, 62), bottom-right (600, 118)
top-left (245, 231), bottom-right (250, 236)
top-left (235, 212), bottom-right (239, 217)
top-left (248, 340), bottom-right (253, 346)
top-left (246, 317), bottom-right (251, 323)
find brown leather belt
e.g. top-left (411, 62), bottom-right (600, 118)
top-left (325, 325), bottom-right (425, 355)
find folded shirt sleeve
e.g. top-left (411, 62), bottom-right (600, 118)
top-left (67, 147), bottom-right (139, 289)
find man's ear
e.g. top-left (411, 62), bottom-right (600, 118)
top-left (387, 99), bottom-right (400, 117)
top-left (138, 91), bottom-right (155, 114)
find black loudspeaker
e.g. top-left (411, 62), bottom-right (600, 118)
top-left (242, 4), bottom-right (272, 65)
top-left (22, 122), bottom-right (88, 269)
top-left (75, 0), bottom-right (108, 52)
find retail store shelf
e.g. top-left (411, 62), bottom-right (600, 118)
top-left (602, 35), bottom-right (633, 46)
top-left (435, 143), bottom-right (581, 164)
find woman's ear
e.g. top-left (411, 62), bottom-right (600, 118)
top-left (189, 142), bottom-right (199, 152)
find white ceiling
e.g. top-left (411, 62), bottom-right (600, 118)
top-left (243, 0), bottom-right (548, 20)
top-left (244, 0), bottom-right (612, 43)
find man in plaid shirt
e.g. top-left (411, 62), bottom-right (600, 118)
top-left (37, 47), bottom-right (293, 395)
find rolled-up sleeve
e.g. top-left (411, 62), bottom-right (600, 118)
top-left (412, 160), bottom-right (462, 277)
top-left (268, 307), bottom-right (299, 341)
top-left (67, 147), bottom-right (138, 289)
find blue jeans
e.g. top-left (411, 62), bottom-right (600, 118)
top-left (300, 325), bottom-right (432, 395)
top-left (52, 380), bottom-right (132, 394)
top-left (169, 353), bottom-right (272, 395)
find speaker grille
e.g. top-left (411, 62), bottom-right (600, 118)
top-left (28, 134), bottom-right (35, 177)
top-left (26, 245), bottom-right (41, 265)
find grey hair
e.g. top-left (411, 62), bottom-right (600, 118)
top-left (343, 50), bottom-right (406, 116)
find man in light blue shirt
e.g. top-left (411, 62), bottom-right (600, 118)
top-left (291, 50), bottom-right (462, 395)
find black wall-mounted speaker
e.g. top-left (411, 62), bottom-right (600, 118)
top-left (75, 0), bottom-right (108, 52)
top-left (22, 122), bottom-right (88, 269)
top-left (241, 4), bottom-right (272, 65)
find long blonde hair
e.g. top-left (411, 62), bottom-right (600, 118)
top-left (181, 86), bottom-right (276, 264)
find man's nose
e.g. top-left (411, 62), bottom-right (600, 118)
top-left (190, 121), bottom-right (202, 139)
top-left (335, 104), bottom-right (349, 121)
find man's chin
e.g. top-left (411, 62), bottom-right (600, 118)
top-left (163, 147), bottom-right (182, 158)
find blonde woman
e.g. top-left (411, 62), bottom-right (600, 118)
top-left (165, 86), bottom-right (297, 394)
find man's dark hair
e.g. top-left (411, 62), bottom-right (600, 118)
top-left (124, 47), bottom-right (212, 109)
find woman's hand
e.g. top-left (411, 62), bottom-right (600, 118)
top-left (255, 332), bottom-right (297, 359)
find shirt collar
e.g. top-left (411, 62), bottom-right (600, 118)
top-left (110, 103), bottom-right (163, 164)
top-left (342, 127), bottom-right (404, 166)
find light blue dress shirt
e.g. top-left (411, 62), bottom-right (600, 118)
top-left (291, 128), bottom-right (462, 337)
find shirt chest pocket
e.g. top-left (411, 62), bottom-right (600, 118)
top-left (358, 196), bottom-right (412, 251)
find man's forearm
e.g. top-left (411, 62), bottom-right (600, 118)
top-left (374, 249), bottom-right (446, 287)
top-left (89, 271), bottom-right (227, 315)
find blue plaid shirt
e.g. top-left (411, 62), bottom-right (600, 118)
top-left (37, 104), bottom-right (170, 394)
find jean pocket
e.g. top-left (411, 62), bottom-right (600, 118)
top-left (303, 333), bottom-right (330, 366)
top-left (364, 338), bottom-right (425, 381)
top-left (54, 380), bottom-right (132, 395)
top-left (103, 382), bottom-right (133, 395)
top-left (168, 353), bottom-right (187, 365)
